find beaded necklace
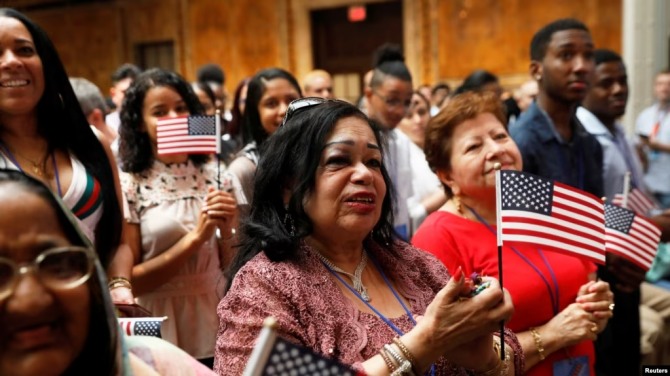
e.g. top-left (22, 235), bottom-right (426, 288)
top-left (314, 250), bottom-right (370, 301)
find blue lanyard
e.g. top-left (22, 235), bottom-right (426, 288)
top-left (0, 141), bottom-right (62, 197)
top-left (319, 249), bottom-right (435, 376)
top-left (467, 206), bottom-right (560, 315)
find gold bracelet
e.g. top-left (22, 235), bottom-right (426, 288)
top-left (217, 227), bottom-right (236, 242)
top-left (529, 327), bottom-right (546, 360)
top-left (474, 340), bottom-right (510, 376)
top-left (108, 277), bottom-right (132, 290)
top-left (384, 345), bottom-right (415, 376)
top-left (497, 341), bottom-right (511, 376)
top-left (392, 337), bottom-right (418, 373)
top-left (379, 347), bottom-right (397, 373)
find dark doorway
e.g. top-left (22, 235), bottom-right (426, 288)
top-left (311, 1), bottom-right (403, 103)
top-left (134, 41), bottom-right (175, 71)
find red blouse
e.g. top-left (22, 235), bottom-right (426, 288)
top-left (413, 210), bottom-right (596, 376)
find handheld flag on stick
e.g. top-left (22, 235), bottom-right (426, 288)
top-left (493, 163), bottom-right (505, 361)
top-left (605, 203), bottom-right (661, 271)
top-left (156, 115), bottom-right (218, 155)
top-left (498, 170), bottom-right (606, 265)
top-left (611, 173), bottom-right (658, 217)
top-left (243, 317), bottom-right (365, 376)
top-left (118, 316), bottom-right (167, 338)
top-left (215, 109), bottom-right (222, 190)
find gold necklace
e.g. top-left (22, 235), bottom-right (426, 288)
top-left (9, 146), bottom-right (49, 177)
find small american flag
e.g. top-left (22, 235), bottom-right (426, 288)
top-left (612, 187), bottom-right (658, 217)
top-left (244, 318), bottom-right (365, 376)
top-left (156, 115), bottom-right (218, 155)
top-left (605, 203), bottom-right (661, 271)
top-left (499, 170), bottom-right (606, 265)
top-left (118, 317), bottom-right (166, 338)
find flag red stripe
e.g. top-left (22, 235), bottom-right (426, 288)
top-left (629, 218), bottom-right (662, 249)
top-left (631, 189), bottom-right (655, 207)
top-left (554, 186), bottom-right (604, 223)
top-left (613, 189), bottom-right (658, 216)
top-left (503, 207), bottom-right (604, 241)
top-left (157, 135), bottom-right (215, 143)
top-left (156, 116), bottom-right (188, 125)
top-left (628, 227), bottom-right (661, 251)
top-left (503, 234), bottom-right (605, 264)
top-left (548, 210), bottom-right (604, 238)
top-left (606, 237), bottom-right (654, 269)
top-left (606, 232), bottom-right (656, 264)
top-left (158, 147), bottom-right (212, 155)
top-left (502, 215), bottom-right (605, 246)
top-left (158, 141), bottom-right (218, 148)
top-left (503, 226), bottom-right (605, 257)
top-left (606, 245), bottom-right (651, 270)
top-left (635, 216), bottom-right (662, 237)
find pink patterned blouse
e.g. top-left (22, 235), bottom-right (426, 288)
top-left (214, 241), bottom-right (524, 375)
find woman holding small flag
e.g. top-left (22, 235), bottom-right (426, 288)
top-left (216, 98), bottom-right (524, 375)
top-left (413, 91), bottom-right (613, 375)
top-left (118, 68), bottom-right (246, 367)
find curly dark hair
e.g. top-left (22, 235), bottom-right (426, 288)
top-left (0, 8), bottom-right (121, 268)
top-left (226, 100), bottom-right (397, 291)
top-left (119, 68), bottom-right (208, 173)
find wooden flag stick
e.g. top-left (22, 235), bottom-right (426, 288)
top-left (243, 317), bottom-right (279, 376)
top-left (215, 109), bottom-right (222, 191)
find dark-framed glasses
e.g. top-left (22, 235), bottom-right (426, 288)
top-left (0, 246), bottom-right (95, 301)
top-left (280, 97), bottom-right (328, 127)
top-left (372, 91), bottom-right (411, 110)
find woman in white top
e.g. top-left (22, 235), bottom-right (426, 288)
top-left (0, 8), bottom-right (131, 303)
top-left (118, 68), bottom-right (243, 367)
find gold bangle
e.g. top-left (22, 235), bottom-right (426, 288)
top-left (384, 345), bottom-right (415, 376)
top-left (529, 326), bottom-right (546, 360)
top-left (474, 340), bottom-right (510, 376)
top-left (379, 347), bottom-right (397, 372)
top-left (108, 277), bottom-right (132, 290)
top-left (217, 227), bottom-right (236, 242)
top-left (392, 338), bottom-right (418, 373)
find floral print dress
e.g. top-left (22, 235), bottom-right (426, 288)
top-left (121, 159), bottom-right (245, 359)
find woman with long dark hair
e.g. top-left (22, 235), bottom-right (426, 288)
top-left (227, 68), bottom-right (301, 208)
top-left (0, 8), bottom-right (132, 304)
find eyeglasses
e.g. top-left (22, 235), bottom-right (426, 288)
top-left (373, 91), bottom-right (411, 110)
top-left (280, 97), bottom-right (328, 127)
top-left (0, 246), bottom-right (95, 301)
